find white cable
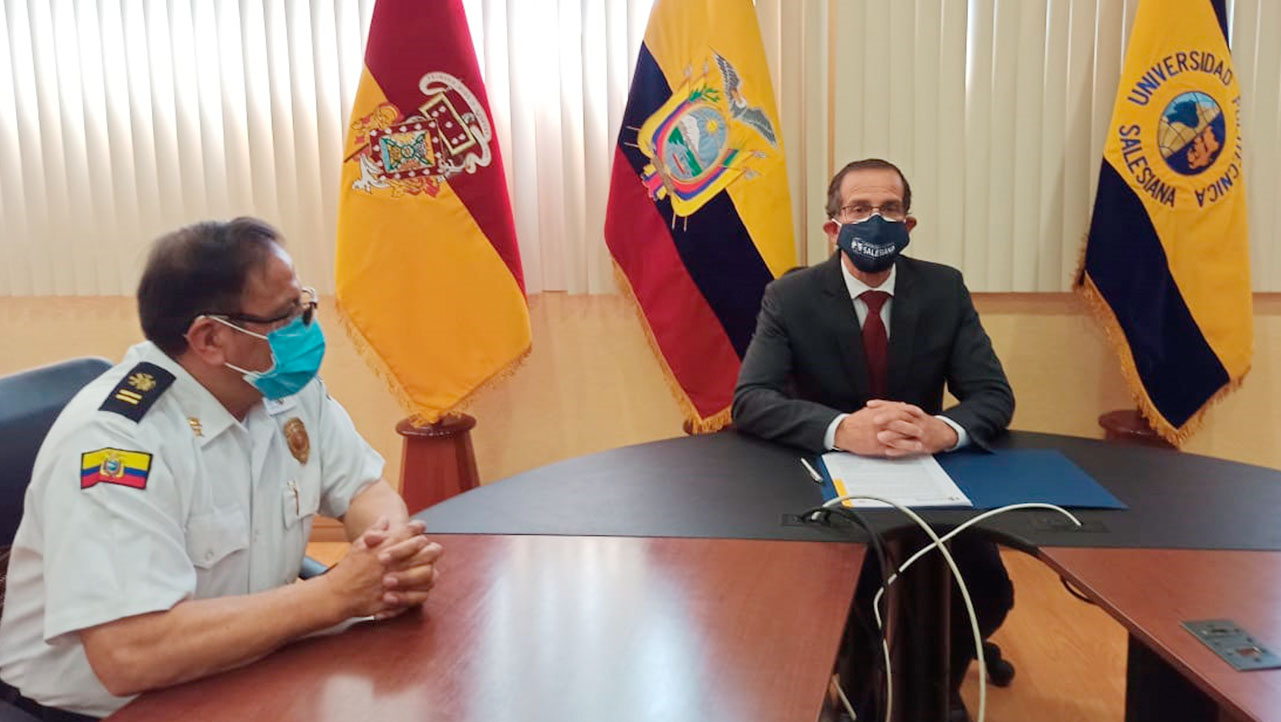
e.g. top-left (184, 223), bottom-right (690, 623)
top-left (817, 495), bottom-right (985, 722)
top-left (818, 499), bottom-right (1083, 722)
top-left (871, 503), bottom-right (1081, 632)
top-left (866, 503), bottom-right (1081, 722)
top-left (831, 673), bottom-right (859, 720)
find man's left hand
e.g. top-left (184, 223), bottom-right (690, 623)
top-left (865, 400), bottom-right (958, 455)
top-left (357, 519), bottom-right (444, 621)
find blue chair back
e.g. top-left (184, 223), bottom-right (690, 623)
top-left (0, 358), bottom-right (112, 546)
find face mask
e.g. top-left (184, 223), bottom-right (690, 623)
top-left (835, 214), bottom-right (911, 273)
top-left (214, 315), bottom-right (326, 400)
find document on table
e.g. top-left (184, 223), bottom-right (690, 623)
top-left (820, 451), bottom-right (973, 509)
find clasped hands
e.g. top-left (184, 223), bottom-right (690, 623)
top-left (833, 399), bottom-right (958, 457)
top-left (324, 517), bottom-right (443, 622)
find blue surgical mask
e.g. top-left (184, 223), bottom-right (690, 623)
top-left (214, 315), bottom-right (326, 400)
top-left (835, 214), bottom-right (911, 273)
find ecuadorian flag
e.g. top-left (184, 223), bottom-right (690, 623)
top-left (1077, 0), bottom-right (1252, 446)
top-left (336, 0), bottom-right (530, 423)
top-left (81, 448), bottom-right (152, 490)
top-left (605, 0), bottom-right (795, 432)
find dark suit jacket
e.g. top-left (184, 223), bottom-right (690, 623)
top-left (733, 253), bottom-right (1014, 453)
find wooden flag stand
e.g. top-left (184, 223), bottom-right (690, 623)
top-left (1097, 409), bottom-right (1174, 449)
top-left (396, 413), bottom-right (481, 514)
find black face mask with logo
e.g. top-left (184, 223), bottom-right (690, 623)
top-left (836, 214), bottom-right (911, 273)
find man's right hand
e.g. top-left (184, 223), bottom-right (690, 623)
top-left (318, 517), bottom-right (419, 619)
top-left (369, 519), bottom-right (443, 621)
top-left (833, 403), bottom-right (926, 457)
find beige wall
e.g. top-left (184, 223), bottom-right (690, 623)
top-left (2, 292), bottom-right (1277, 490)
top-left (978, 293), bottom-right (1281, 467)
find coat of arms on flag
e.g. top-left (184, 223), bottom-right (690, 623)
top-left (634, 52), bottom-right (778, 220)
top-left (347, 73), bottom-right (495, 198)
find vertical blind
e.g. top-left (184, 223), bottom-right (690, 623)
top-left (0, 0), bottom-right (378, 296)
top-left (827, 0), bottom-right (1281, 291)
top-left (0, 0), bottom-right (1278, 296)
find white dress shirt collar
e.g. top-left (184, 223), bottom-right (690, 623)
top-left (840, 259), bottom-right (896, 300)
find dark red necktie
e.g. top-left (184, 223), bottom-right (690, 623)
top-left (859, 290), bottom-right (890, 399)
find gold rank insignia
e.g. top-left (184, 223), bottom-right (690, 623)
top-left (188, 417), bottom-right (203, 437)
top-left (128, 372), bottom-right (157, 391)
top-left (284, 417), bottom-right (310, 464)
top-left (101, 362), bottom-right (175, 422)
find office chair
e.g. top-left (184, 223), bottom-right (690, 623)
top-left (0, 358), bottom-right (113, 722)
top-left (299, 556), bottom-right (330, 579)
top-left (0, 697), bottom-right (38, 722)
top-left (0, 358), bottom-right (113, 554)
top-left (984, 641), bottom-right (1014, 686)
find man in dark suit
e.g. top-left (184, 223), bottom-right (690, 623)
top-left (733, 158), bottom-right (1014, 721)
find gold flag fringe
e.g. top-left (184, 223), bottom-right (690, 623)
top-left (333, 297), bottom-right (531, 427)
top-left (611, 262), bottom-right (733, 434)
top-left (1072, 272), bottom-right (1248, 448)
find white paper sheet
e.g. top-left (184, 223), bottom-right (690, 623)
top-left (820, 452), bottom-right (972, 509)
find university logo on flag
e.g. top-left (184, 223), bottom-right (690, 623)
top-left (605, 0), bottom-right (795, 432)
top-left (1077, 0), bottom-right (1251, 445)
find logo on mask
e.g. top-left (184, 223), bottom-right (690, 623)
top-left (836, 215), bottom-right (911, 274)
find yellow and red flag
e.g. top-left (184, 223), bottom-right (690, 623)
top-left (336, 0), bottom-right (529, 422)
top-left (605, 0), bottom-right (796, 432)
top-left (1076, 0), bottom-right (1251, 445)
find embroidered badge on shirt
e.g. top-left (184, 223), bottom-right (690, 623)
top-left (100, 362), bottom-right (175, 422)
top-left (284, 417), bottom-right (310, 464)
top-left (81, 448), bottom-right (153, 490)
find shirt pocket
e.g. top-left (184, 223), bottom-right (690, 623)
top-left (282, 476), bottom-right (321, 529)
top-left (186, 506), bottom-right (249, 569)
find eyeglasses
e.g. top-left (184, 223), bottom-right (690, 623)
top-left (837, 202), bottom-right (908, 223)
top-left (203, 287), bottom-right (319, 329)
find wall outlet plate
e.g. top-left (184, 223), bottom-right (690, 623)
top-left (1183, 619), bottom-right (1281, 671)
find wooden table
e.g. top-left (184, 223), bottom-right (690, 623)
top-left (109, 534), bottom-right (862, 722)
top-left (109, 431), bottom-right (1281, 721)
top-left (1041, 548), bottom-right (1281, 722)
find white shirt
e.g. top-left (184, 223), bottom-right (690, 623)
top-left (0, 342), bottom-right (384, 717)
top-left (823, 262), bottom-right (969, 451)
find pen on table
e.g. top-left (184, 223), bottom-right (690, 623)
top-left (799, 458), bottom-right (823, 484)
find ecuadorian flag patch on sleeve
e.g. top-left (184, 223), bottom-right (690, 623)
top-left (81, 448), bottom-right (153, 490)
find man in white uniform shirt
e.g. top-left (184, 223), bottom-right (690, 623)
top-left (0, 218), bottom-right (443, 720)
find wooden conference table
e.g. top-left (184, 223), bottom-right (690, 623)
top-left (1039, 547), bottom-right (1281, 722)
top-left (111, 431), bottom-right (1281, 722)
top-left (109, 534), bottom-right (862, 722)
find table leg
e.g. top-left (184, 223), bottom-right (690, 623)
top-left (889, 539), bottom-right (951, 722)
top-left (1125, 634), bottom-right (1218, 722)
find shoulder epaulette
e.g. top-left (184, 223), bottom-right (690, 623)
top-left (99, 362), bottom-right (175, 422)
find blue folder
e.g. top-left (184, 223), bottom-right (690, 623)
top-left (937, 448), bottom-right (1126, 510)
top-left (816, 448), bottom-right (1126, 510)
